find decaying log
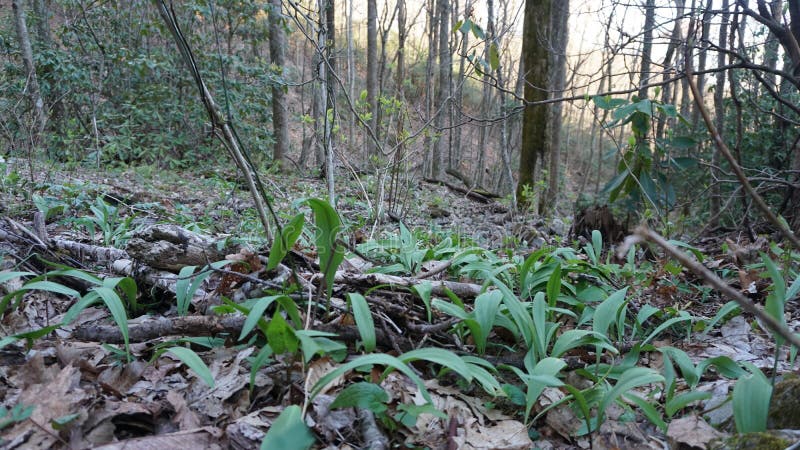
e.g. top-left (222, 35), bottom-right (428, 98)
top-left (125, 224), bottom-right (232, 272)
top-left (73, 314), bottom-right (399, 348)
top-left (332, 271), bottom-right (483, 298)
top-left (423, 178), bottom-right (494, 204)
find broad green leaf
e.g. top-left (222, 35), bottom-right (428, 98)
top-left (348, 293), bottom-right (376, 352)
top-left (593, 288), bottom-right (628, 338)
top-left (166, 346), bottom-right (215, 388)
top-left (249, 345), bottom-right (273, 392)
top-left (330, 382), bottom-right (389, 413)
top-left (642, 314), bottom-right (692, 346)
top-left (260, 405), bottom-right (315, 450)
top-left (19, 281), bottom-right (80, 299)
top-left (239, 295), bottom-right (282, 340)
top-left (306, 198), bottom-right (345, 300)
top-left (401, 348), bottom-right (472, 383)
top-left (546, 263), bottom-right (562, 308)
top-left (411, 281), bottom-right (433, 322)
top-left (0, 271), bottom-right (35, 284)
top-left (551, 330), bottom-right (615, 358)
top-left (704, 301), bottom-right (740, 330)
top-left (592, 230), bottom-right (603, 262)
top-left (268, 213), bottom-right (305, 270)
top-left (665, 390), bottom-right (712, 417)
top-left (520, 357), bottom-right (566, 422)
top-left (310, 354), bottom-right (432, 403)
top-left (488, 43), bottom-right (500, 71)
top-left (51, 413), bottom-right (81, 430)
top-left (266, 311), bottom-right (298, 354)
top-left (93, 286), bottom-right (130, 359)
top-left (733, 366), bottom-right (771, 433)
top-left (474, 291), bottom-right (502, 354)
top-left (761, 253), bottom-right (785, 301)
top-left (593, 367), bottom-right (663, 433)
top-left (592, 95), bottom-right (627, 110)
top-left (626, 392), bottom-right (667, 431)
top-left (0, 336), bottom-right (18, 350)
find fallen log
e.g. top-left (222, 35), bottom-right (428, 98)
top-left (73, 313), bottom-right (400, 349)
top-left (125, 224), bottom-right (232, 272)
top-left (332, 271), bottom-right (483, 299)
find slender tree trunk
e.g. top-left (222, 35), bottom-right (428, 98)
top-left (347, 0), bottom-right (355, 153)
top-left (639, 0), bottom-right (656, 99)
top-left (396, 0), bottom-right (406, 96)
top-left (542, 0), bottom-right (569, 215)
top-left (269, 0), bottom-right (288, 170)
top-left (710, 0), bottom-right (730, 227)
top-left (692, 0), bottom-right (712, 132)
top-left (452, 0), bottom-right (471, 173)
top-left (432, 0), bottom-right (450, 179)
top-left (317, 0), bottom-right (334, 202)
top-left (656, 0), bottom-right (685, 140)
top-left (475, 0), bottom-right (495, 188)
top-left (366, 0), bottom-right (378, 159)
top-left (424, 0), bottom-right (438, 177)
top-left (13, 0), bottom-right (47, 137)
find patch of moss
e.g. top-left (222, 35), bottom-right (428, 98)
top-left (767, 373), bottom-right (800, 429)
top-left (709, 432), bottom-right (790, 450)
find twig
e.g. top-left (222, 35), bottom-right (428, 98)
top-left (620, 225), bottom-right (800, 349)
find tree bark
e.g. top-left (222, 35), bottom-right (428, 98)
top-left (432, 0), bottom-right (451, 179)
top-left (541, 0), bottom-right (569, 215)
top-left (366, 0), bottom-right (379, 158)
top-left (12, 0), bottom-right (47, 136)
top-left (516, 0), bottom-right (551, 209)
top-left (639, 0), bottom-right (656, 99)
top-left (268, 0), bottom-right (288, 170)
top-left (710, 0), bottom-right (730, 227)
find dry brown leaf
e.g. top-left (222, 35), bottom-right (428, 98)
top-left (666, 415), bottom-right (723, 449)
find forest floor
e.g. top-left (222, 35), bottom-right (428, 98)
top-left (2, 159), bottom-right (800, 449)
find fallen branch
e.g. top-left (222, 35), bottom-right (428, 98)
top-left (621, 225), bottom-right (800, 349)
top-left (332, 271), bottom-right (483, 298)
top-left (423, 178), bottom-right (493, 204)
top-left (73, 313), bottom-right (401, 349)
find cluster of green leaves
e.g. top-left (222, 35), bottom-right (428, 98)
top-left (593, 94), bottom-right (697, 216)
top-left (4, 193), bottom-right (800, 448)
top-left (362, 226), bottom-right (799, 439)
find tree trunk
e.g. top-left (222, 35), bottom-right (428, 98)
top-left (366, 0), bottom-right (378, 158)
top-left (424, 0), bottom-right (438, 177)
top-left (452, 0), bottom-right (471, 172)
top-left (639, 0), bottom-right (656, 99)
top-left (12, 0), bottom-right (47, 137)
top-left (517, 0), bottom-right (551, 209)
top-left (268, 0), bottom-right (288, 170)
top-left (475, 0), bottom-right (495, 188)
top-left (710, 0), bottom-right (730, 227)
top-left (541, 0), bottom-right (569, 216)
top-left (432, 0), bottom-right (450, 180)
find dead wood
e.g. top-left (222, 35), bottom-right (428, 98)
top-left (73, 313), bottom-right (403, 350)
top-left (423, 178), bottom-right (493, 204)
top-left (572, 205), bottom-right (627, 243)
top-left (125, 224), bottom-right (231, 272)
top-left (332, 271), bottom-right (483, 298)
